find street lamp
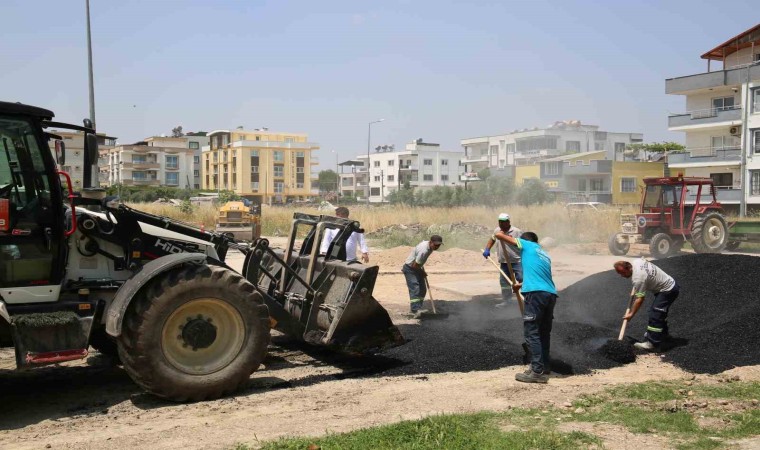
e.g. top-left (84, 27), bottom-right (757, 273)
top-left (331, 149), bottom-right (339, 204)
top-left (367, 119), bottom-right (385, 205)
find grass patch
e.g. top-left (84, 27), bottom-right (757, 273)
top-left (693, 382), bottom-right (760, 400)
top-left (255, 412), bottom-right (601, 450)
top-left (607, 382), bottom-right (682, 402)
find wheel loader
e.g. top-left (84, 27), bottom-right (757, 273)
top-left (0, 101), bottom-right (403, 402)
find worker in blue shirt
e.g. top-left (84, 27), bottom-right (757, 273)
top-left (493, 230), bottom-right (557, 384)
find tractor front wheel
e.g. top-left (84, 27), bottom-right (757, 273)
top-left (690, 212), bottom-right (728, 253)
top-left (608, 233), bottom-right (630, 256)
top-left (649, 233), bottom-right (674, 259)
top-left (117, 264), bottom-right (270, 402)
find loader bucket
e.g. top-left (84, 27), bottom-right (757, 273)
top-left (244, 244), bottom-right (405, 354)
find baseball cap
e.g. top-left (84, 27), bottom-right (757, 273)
top-left (498, 213), bottom-right (510, 222)
top-left (430, 235), bottom-right (444, 245)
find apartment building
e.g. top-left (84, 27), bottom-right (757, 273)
top-left (537, 151), bottom-right (664, 204)
top-left (337, 160), bottom-right (367, 200)
top-left (666, 24), bottom-right (760, 213)
top-left (460, 121), bottom-right (644, 181)
top-left (47, 130), bottom-right (116, 188)
top-left (100, 136), bottom-right (195, 188)
top-left (185, 132), bottom-right (210, 189)
top-left (201, 128), bottom-right (319, 204)
top-left (355, 139), bottom-right (465, 203)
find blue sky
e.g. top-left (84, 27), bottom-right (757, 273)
top-left (1, 0), bottom-right (756, 169)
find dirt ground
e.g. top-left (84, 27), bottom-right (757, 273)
top-left (1, 243), bottom-right (758, 450)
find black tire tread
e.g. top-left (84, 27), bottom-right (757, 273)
top-left (690, 212), bottom-right (728, 254)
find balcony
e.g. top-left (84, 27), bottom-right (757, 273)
top-left (123, 161), bottom-right (160, 170)
top-left (165, 164), bottom-right (180, 171)
top-left (460, 173), bottom-right (482, 182)
top-left (230, 140), bottom-right (318, 149)
top-left (399, 164), bottom-right (419, 171)
top-left (562, 191), bottom-right (613, 203)
top-left (122, 179), bottom-right (160, 186)
top-left (562, 159), bottom-right (613, 176)
top-left (666, 62), bottom-right (760, 94)
top-left (667, 146), bottom-right (741, 167)
top-left (461, 155), bottom-right (489, 164)
top-left (310, 157), bottom-right (319, 165)
top-left (668, 106), bottom-right (742, 130)
top-left (121, 145), bottom-right (160, 154)
top-left (684, 187), bottom-right (742, 204)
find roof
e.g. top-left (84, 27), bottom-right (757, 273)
top-left (701, 23), bottom-right (760, 61)
top-left (338, 159), bottom-right (364, 166)
top-left (0, 101), bottom-right (54, 119)
top-left (540, 151), bottom-right (606, 163)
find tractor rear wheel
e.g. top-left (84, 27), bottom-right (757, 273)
top-left (690, 212), bottom-right (728, 253)
top-left (649, 233), bottom-right (674, 259)
top-left (608, 233), bottom-right (630, 256)
top-left (117, 264), bottom-right (270, 402)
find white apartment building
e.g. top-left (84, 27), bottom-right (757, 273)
top-left (100, 136), bottom-right (195, 188)
top-left (356, 139), bottom-right (465, 203)
top-left (185, 132), bottom-right (210, 189)
top-left (48, 130), bottom-right (117, 188)
top-left (666, 24), bottom-right (760, 213)
top-left (460, 121), bottom-right (643, 181)
top-left (338, 160), bottom-right (367, 200)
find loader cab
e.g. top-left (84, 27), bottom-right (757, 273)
top-left (0, 105), bottom-right (68, 302)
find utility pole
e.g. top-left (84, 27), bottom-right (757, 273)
top-left (380, 169), bottom-right (384, 203)
top-left (85, 0), bottom-right (96, 129)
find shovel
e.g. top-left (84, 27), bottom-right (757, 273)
top-left (487, 256), bottom-right (530, 362)
top-left (414, 277), bottom-right (450, 319)
top-left (618, 295), bottom-right (636, 340)
top-left (600, 295), bottom-right (637, 364)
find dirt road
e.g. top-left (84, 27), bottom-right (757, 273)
top-left (0, 245), bottom-right (757, 450)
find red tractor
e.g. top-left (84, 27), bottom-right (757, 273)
top-left (608, 176), bottom-right (729, 259)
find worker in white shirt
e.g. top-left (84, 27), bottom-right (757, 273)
top-left (319, 206), bottom-right (370, 263)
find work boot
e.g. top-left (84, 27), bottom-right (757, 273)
top-left (515, 369), bottom-right (549, 384)
top-left (634, 341), bottom-right (658, 351)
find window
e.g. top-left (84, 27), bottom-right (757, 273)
top-left (489, 145), bottom-right (498, 155)
top-left (255, 135), bottom-right (261, 141)
top-left (594, 142), bottom-right (606, 151)
top-left (374, 161), bottom-right (380, 167)
top-left (388, 160), bottom-right (395, 166)
top-left (189, 141), bottom-right (200, 149)
top-left (296, 182), bottom-right (304, 189)
top-left (296, 151), bottom-right (304, 157)
top-left (251, 181), bottom-right (259, 191)
top-left (441, 175), bottom-right (449, 182)
top-left (165, 155), bottom-right (178, 169)
top-left (752, 171), bottom-right (760, 195)
top-left (166, 172), bottom-right (179, 185)
top-left (274, 182), bottom-right (283, 193)
top-left (591, 178), bottom-right (604, 191)
top-left (370, 187), bottom-right (381, 196)
top-left (578, 179), bottom-right (587, 191)
top-left (374, 176), bottom-right (381, 182)
top-left (621, 177), bottom-right (636, 192)
top-left (273, 165), bottom-right (284, 177)
top-left (710, 173), bottom-right (733, 188)
top-left (545, 162), bottom-right (559, 175)
top-left (506, 143), bottom-right (515, 153)
top-left (296, 167), bottom-right (304, 173)
top-left (441, 159), bottom-right (448, 166)
top-left (251, 166), bottom-right (259, 173)
top-left (193, 170), bottom-right (199, 176)
top-left (712, 96), bottom-right (735, 112)
top-left (614, 142), bottom-right (626, 153)
top-left (423, 159), bottom-right (433, 166)
top-left (754, 130), bottom-right (760, 154)
top-left (387, 175), bottom-right (394, 182)
top-left (273, 151), bottom-right (284, 162)
top-left (516, 136), bottom-right (558, 152)
top-left (423, 174), bottom-right (433, 181)
top-left (499, 159), bottom-right (505, 168)
top-left (251, 150), bottom-right (259, 157)
top-left (285, 137), bottom-right (295, 143)
top-left (566, 141), bottom-right (581, 152)
top-left (193, 155), bottom-right (200, 163)
top-left (753, 88), bottom-right (760, 113)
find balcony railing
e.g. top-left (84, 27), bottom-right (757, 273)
top-left (460, 173), bottom-right (482, 182)
top-left (668, 106), bottom-right (742, 128)
top-left (462, 155), bottom-right (489, 164)
top-left (668, 146), bottom-right (741, 163)
top-left (399, 164), bottom-right (419, 170)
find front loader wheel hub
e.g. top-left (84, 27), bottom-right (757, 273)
top-left (181, 318), bottom-right (217, 350)
top-left (161, 298), bottom-right (246, 375)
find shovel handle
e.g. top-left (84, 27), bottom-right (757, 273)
top-left (424, 277), bottom-right (438, 314)
top-left (487, 257), bottom-right (525, 316)
top-left (618, 296), bottom-right (635, 340)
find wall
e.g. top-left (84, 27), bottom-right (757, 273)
top-left (514, 165), bottom-right (539, 185)
top-left (611, 161), bottom-right (664, 205)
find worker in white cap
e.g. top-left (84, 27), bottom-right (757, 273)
top-left (482, 213), bottom-right (522, 307)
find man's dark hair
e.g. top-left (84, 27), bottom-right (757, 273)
top-left (335, 206), bottom-right (350, 217)
top-left (614, 261), bottom-right (632, 271)
top-left (521, 231), bottom-right (539, 243)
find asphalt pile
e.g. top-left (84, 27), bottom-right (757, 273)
top-left (374, 253), bottom-right (760, 377)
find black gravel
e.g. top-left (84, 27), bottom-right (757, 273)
top-left (600, 339), bottom-right (636, 364)
top-left (557, 253), bottom-right (760, 374)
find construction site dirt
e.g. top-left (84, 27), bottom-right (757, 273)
top-left (1, 245), bottom-right (759, 450)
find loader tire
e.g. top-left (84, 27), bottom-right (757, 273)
top-left (690, 212), bottom-right (728, 254)
top-left (117, 264), bottom-right (270, 402)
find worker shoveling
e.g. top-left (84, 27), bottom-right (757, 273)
top-left (599, 294), bottom-right (637, 364)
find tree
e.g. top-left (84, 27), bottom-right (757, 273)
top-left (171, 126), bottom-right (184, 138)
top-left (516, 178), bottom-right (550, 206)
top-left (477, 167), bottom-right (491, 180)
top-left (625, 142), bottom-right (685, 160)
top-left (318, 170), bottom-right (338, 193)
top-left (218, 190), bottom-right (241, 204)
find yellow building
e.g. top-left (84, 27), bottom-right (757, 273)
top-left (610, 161), bottom-right (665, 205)
top-left (202, 129), bottom-right (319, 203)
top-left (514, 164), bottom-right (540, 186)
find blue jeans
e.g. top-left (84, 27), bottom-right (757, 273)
top-left (645, 283), bottom-right (680, 345)
top-left (402, 264), bottom-right (426, 312)
top-left (523, 291), bottom-right (557, 374)
top-left (499, 262), bottom-right (523, 302)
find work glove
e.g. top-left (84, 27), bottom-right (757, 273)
top-left (482, 248), bottom-right (490, 258)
